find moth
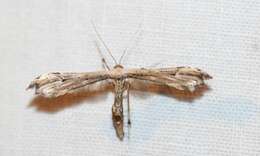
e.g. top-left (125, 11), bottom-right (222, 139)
top-left (27, 22), bottom-right (212, 140)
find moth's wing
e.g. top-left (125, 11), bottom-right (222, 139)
top-left (27, 71), bottom-right (111, 98)
top-left (127, 67), bottom-right (212, 92)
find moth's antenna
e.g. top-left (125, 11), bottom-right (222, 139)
top-left (91, 20), bottom-right (118, 65)
top-left (118, 21), bottom-right (143, 64)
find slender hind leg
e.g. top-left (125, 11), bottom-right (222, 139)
top-left (126, 83), bottom-right (131, 127)
top-left (126, 83), bottom-right (131, 140)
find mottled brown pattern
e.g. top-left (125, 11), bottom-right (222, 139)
top-left (27, 65), bottom-right (212, 140)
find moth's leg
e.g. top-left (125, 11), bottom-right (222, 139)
top-left (101, 58), bottom-right (111, 70)
top-left (126, 82), bottom-right (131, 127)
top-left (124, 82), bottom-right (131, 140)
top-left (94, 41), bottom-right (111, 70)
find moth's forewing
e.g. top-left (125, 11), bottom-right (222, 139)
top-left (27, 71), bottom-right (111, 98)
top-left (126, 67), bottom-right (212, 91)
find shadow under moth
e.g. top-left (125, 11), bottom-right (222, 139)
top-left (27, 22), bottom-right (212, 141)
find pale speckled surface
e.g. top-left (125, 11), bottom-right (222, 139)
top-left (0, 0), bottom-right (260, 156)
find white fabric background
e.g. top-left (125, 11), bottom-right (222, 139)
top-left (0, 0), bottom-right (260, 155)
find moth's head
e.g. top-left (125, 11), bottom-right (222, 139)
top-left (113, 64), bottom-right (124, 69)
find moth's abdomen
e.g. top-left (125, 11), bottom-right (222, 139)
top-left (111, 79), bottom-right (125, 140)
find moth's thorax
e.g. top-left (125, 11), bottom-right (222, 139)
top-left (114, 79), bottom-right (125, 93)
top-left (109, 64), bottom-right (125, 79)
